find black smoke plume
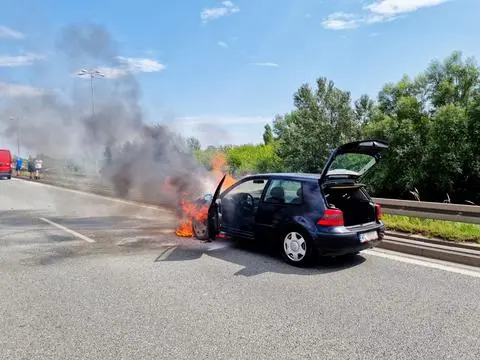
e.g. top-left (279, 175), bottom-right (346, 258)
top-left (0, 22), bottom-right (209, 209)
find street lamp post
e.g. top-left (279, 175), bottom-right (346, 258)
top-left (76, 69), bottom-right (105, 175)
top-left (76, 69), bottom-right (105, 117)
top-left (16, 118), bottom-right (19, 156)
top-left (10, 117), bottom-right (20, 157)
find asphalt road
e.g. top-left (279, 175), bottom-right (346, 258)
top-left (1, 178), bottom-right (479, 360)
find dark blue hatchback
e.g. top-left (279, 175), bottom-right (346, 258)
top-left (203, 140), bottom-right (389, 267)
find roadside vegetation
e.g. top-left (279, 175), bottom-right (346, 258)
top-left (382, 215), bottom-right (480, 244)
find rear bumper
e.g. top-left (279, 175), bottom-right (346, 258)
top-left (0, 170), bottom-right (12, 177)
top-left (312, 222), bottom-right (385, 256)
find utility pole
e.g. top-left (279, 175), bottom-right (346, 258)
top-left (76, 68), bottom-right (105, 117)
top-left (10, 117), bottom-right (20, 157)
top-left (76, 68), bottom-right (105, 175)
top-left (16, 118), bottom-right (19, 156)
top-left (90, 74), bottom-right (95, 116)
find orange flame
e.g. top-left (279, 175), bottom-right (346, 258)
top-left (175, 152), bottom-right (237, 238)
top-left (174, 198), bottom-right (209, 237)
top-left (175, 221), bottom-right (194, 237)
top-left (211, 153), bottom-right (237, 189)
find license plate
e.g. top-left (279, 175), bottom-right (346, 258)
top-left (359, 231), bottom-right (378, 243)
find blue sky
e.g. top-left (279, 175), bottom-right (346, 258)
top-left (1, 0), bottom-right (480, 147)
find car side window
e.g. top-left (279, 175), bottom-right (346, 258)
top-left (224, 179), bottom-right (267, 200)
top-left (263, 179), bottom-right (303, 205)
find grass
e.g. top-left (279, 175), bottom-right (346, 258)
top-left (383, 214), bottom-right (480, 244)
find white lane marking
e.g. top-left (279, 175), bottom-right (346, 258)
top-left (365, 248), bottom-right (480, 278)
top-left (39, 217), bottom-right (96, 243)
top-left (156, 246), bottom-right (177, 261)
top-left (13, 178), bottom-right (173, 213)
top-left (157, 229), bottom-right (175, 234)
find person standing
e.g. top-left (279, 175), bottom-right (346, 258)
top-left (27, 157), bottom-right (35, 180)
top-left (15, 157), bottom-right (23, 176)
top-left (34, 158), bottom-right (43, 180)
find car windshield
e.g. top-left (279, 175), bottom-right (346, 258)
top-left (327, 153), bottom-right (377, 176)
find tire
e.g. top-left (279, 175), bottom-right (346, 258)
top-left (280, 229), bottom-right (316, 267)
top-left (192, 218), bottom-right (209, 240)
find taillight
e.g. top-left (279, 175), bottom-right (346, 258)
top-left (375, 204), bottom-right (382, 220)
top-left (317, 208), bottom-right (344, 227)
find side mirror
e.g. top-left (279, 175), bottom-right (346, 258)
top-left (215, 198), bottom-right (221, 206)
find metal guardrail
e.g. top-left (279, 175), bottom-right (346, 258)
top-left (16, 175), bottom-right (480, 224)
top-left (372, 198), bottom-right (480, 225)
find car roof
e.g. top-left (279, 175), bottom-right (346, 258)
top-left (242, 172), bottom-right (321, 182)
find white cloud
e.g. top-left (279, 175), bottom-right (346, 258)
top-left (365, 0), bottom-right (449, 15)
top-left (0, 82), bottom-right (44, 97)
top-left (94, 67), bottom-right (129, 79)
top-left (322, 0), bottom-right (448, 30)
top-left (0, 53), bottom-right (45, 67)
top-left (218, 41), bottom-right (229, 49)
top-left (253, 62), bottom-right (279, 67)
top-left (201, 1), bottom-right (240, 23)
top-left (321, 12), bottom-right (362, 30)
top-left (0, 25), bottom-right (24, 39)
top-left (116, 56), bottom-right (165, 73)
top-left (76, 56), bottom-right (165, 79)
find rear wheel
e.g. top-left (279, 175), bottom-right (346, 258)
top-left (281, 229), bottom-right (316, 267)
top-left (192, 218), bottom-right (209, 240)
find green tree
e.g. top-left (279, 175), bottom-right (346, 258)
top-left (226, 152), bottom-right (242, 174)
top-left (194, 146), bottom-right (217, 170)
top-left (263, 124), bottom-right (273, 145)
top-left (363, 51), bottom-right (480, 203)
top-left (423, 104), bottom-right (469, 199)
top-left (364, 75), bottom-right (433, 198)
top-left (186, 137), bottom-right (201, 152)
top-left (222, 143), bottom-right (284, 175)
top-left (273, 77), bottom-right (361, 172)
top-left (425, 51), bottom-right (480, 108)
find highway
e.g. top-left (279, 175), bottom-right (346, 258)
top-left (1, 178), bottom-right (479, 360)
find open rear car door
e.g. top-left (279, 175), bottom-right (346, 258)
top-left (319, 139), bottom-right (389, 184)
top-left (207, 174), bottom-right (227, 240)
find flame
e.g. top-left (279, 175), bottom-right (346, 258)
top-left (175, 221), bottom-right (193, 237)
top-left (179, 197), bottom-right (209, 222)
top-left (174, 198), bottom-right (209, 237)
top-left (211, 153), bottom-right (237, 189)
top-left (175, 152), bottom-right (237, 238)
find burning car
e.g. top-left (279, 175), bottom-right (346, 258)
top-left (174, 153), bottom-right (236, 239)
top-left (179, 140), bottom-right (389, 267)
